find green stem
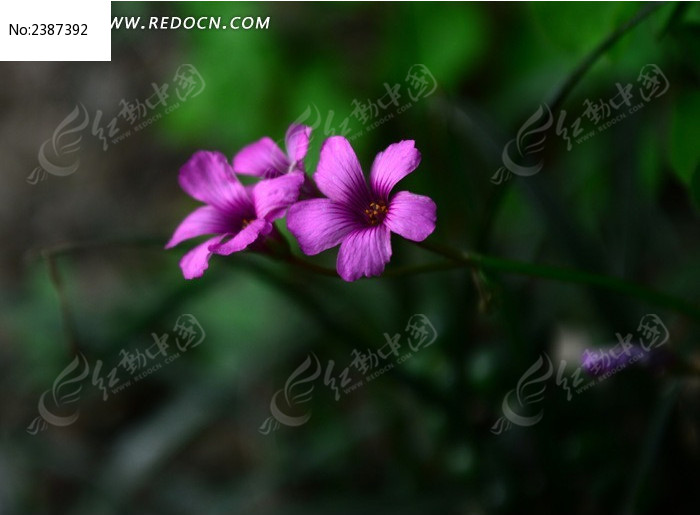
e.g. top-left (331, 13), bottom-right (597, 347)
top-left (42, 251), bottom-right (80, 356)
top-left (27, 236), bottom-right (165, 261)
top-left (480, 3), bottom-right (666, 245)
top-left (418, 240), bottom-right (700, 321)
top-left (620, 380), bottom-right (681, 514)
top-left (34, 236), bottom-right (700, 320)
top-left (282, 253), bottom-right (459, 278)
top-left (384, 261), bottom-right (459, 277)
top-left (549, 2), bottom-right (664, 114)
top-left (281, 254), bottom-right (338, 277)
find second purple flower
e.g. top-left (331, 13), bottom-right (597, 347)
top-left (287, 137), bottom-right (437, 281)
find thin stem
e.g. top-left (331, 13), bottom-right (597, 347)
top-left (620, 380), bottom-right (681, 515)
top-left (33, 236), bottom-right (700, 320)
top-left (384, 261), bottom-right (460, 277)
top-left (281, 253), bottom-right (460, 279)
top-left (32, 236), bottom-right (460, 280)
top-left (281, 254), bottom-right (338, 277)
top-left (480, 3), bottom-right (666, 247)
top-left (418, 240), bottom-right (700, 321)
top-left (30, 237), bottom-right (165, 358)
top-left (42, 251), bottom-right (80, 356)
top-left (549, 2), bottom-right (664, 114)
top-left (27, 236), bottom-right (165, 262)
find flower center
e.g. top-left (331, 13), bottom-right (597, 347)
top-left (364, 201), bottom-right (388, 226)
top-left (241, 218), bottom-right (253, 228)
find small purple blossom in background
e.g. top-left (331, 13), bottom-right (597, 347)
top-left (233, 123), bottom-right (311, 179)
top-left (581, 345), bottom-right (648, 376)
top-left (287, 137), bottom-right (437, 281)
top-left (166, 151), bottom-right (303, 279)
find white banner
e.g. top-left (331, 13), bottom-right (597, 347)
top-left (0, 0), bottom-right (110, 61)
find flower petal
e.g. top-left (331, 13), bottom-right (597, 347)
top-left (385, 191), bottom-right (437, 242)
top-left (336, 225), bottom-right (392, 281)
top-left (253, 172), bottom-right (305, 221)
top-left (165, 206), bottom-right (231, 249)
top-left (232, 137), bottom-right (289, 178)
top-left (314, 136), bottom-right (370, 209)
top-left (369, 140), bottom-right (421, 199)
top-left (178, 151), bottom-right (249, 212)
top-left (285, 124), bottom-right (312, 169)
top-left (209, 219), bottom-right (272, 256)
top-left (179, 236), bottom-right (223, 280)
top-left (287, 199), bottom-right (360, 255)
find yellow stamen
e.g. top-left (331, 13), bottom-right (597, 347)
top-left (364, 201), bottom-right (388, 225)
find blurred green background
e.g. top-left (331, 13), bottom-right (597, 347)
top-left (1, 2), bottom-right (699, 514)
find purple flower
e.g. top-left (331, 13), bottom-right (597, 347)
top-left (287, 137), bottom-right (437, 281)
top-left (233, 123), bottom-right (311, 178)
top-left (581, 345), bottom-right (649, 377)
top-left (166, 151), bottom-right (303, 279)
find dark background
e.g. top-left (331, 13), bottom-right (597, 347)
top-left (1, 2), bottom-right (699, 514)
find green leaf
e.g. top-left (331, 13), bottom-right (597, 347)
top-left (529, 2), bottom-right (640, 56)
top-left (691, 164), bottom-right (700, 210)
top-left (412, 3), bottom-right (487, 89)
top-left (380, 3), bottom-right (487, 92)
top-left (669, 91), bottom-right (700, 185)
